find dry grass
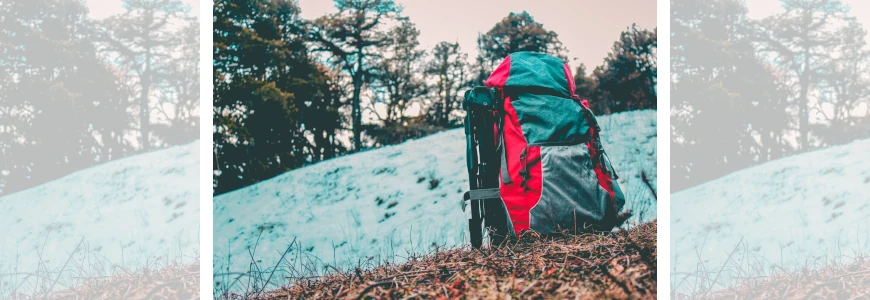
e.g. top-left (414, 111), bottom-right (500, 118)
top-left (22, 262), bottom-right (200, 300)
top-left (702, 257), bottom-right (870, 300)
top-left (245, 222), bottom-right (656, 300)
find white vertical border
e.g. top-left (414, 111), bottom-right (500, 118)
top-left (656, 0), bottom-right (671, 298)
top-left (200, 0), bottom-right (214, 298)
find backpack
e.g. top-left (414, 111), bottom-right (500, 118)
top-left (462, 52), bottom-right (626, 248)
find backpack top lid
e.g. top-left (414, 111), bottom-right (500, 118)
top-left (485, 51), bottom-right (576, 99)
top-left (484, 52), bottom-right (591, 146)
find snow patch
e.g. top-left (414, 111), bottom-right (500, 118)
top-left (671, 138), bottom-right (870, 294)
top-left (0, 141), bottom-right (200, 295)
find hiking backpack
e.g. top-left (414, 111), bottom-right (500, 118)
top-left (462, 52), bottom-right (626, 248)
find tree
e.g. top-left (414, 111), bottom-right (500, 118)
top-left (574, 64), bottom-right (604, 113)
top-left (594, 25), bottom-right (657, 113)
top-left (814, 19), bottom-right (870, 145)
top-left (101, 0), bottom-right (189, 150)
top-left (213, 0), bottom-right (345, 194)
top-left (671, 0), bottom-right (792, 191)
top-left (758, 0), bottom-right (851, 151)
top-left (153, 18), bottom-right (200, 146)
top-left (426, 41), bottom-right (471, 127)
top-left (370, 18), bottom-right (426, 127)
top-left (309, 0), bottom-right (402, 152)
top-left (0, 0), bottom-right (133, 195)
top-left (476, 11), bottom-right (567, 79)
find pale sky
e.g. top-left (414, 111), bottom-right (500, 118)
top-left (746, 0), bottom-right (870, 45)
top-left (298, 0), bottom-right (657, 71)
top-left (86, 0), bottom-right (200, 20)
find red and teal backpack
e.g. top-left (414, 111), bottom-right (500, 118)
top-left (463, 51), bottom-right (626, 248)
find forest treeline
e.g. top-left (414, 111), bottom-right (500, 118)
top-left (0, 0), bottom-right (199, 196)
top-left (213, 0), bottom-right (657, 194)
top-left (672, 0), bottom-right (870, 191)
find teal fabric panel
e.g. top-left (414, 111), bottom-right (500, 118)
top-left (511, 93), bottom-right (589, 145)
top-left (505, 52), bottom-right (571, 98)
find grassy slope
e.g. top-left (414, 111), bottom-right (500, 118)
top-left (6, 262), bottom-right (200, 300)
top-left (247, 222), bottom-right (657, 299)
top-left (703, 258), bottom-right (870, 299)
top-left (671, 138), bottom-right (870, 295)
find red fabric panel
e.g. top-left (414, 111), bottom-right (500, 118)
top-left (498, 97), bottom-right (541, 235)
top-left (580, 99), bottom-right (616, 203)
top-left (485, 56), bottom-right (511, 88)
top-left (563, 63), bottom-right (577, 98)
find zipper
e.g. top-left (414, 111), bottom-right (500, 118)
top-left (518, 146), bottom-right (541, 188)
top-left (527, 140), bottom-right (588, 147)
top-left (519, 147), bottom-right (529, 187)
top-left (518, 140), bottom-right (618, 186)
top-left (518, 141), bottom-right (584, 187)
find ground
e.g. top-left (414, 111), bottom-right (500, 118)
top-left (702, 258), bottom-right (870, 300)
top-left (232, 222), bottom-right (656, 299)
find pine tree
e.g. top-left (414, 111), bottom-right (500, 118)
top-left (594, 25), bottom-right (657, 113)
top-left (0, 0), bottom-right (133, 195)
top-left (153, 18), bottom-right (200, 146)
top-left (309, 0), bottom-right (402, 152)
top-left (671, 0), bottom-right (791, 191)
top-left (426, 41), bottom-right (471, 128)
top-left (213, 0), bottom-right (345, 194)
top-left (815, 19), bottom-right (870, 145)
top-left (371, 18), bottom-right (426, 127)
top-left (758, 0), bottom-right (851, 150)
top-left (100, 0), bottom-right (189, 150)
top-left (573, 64), bottom-right (603, 113)
top-left (476, 11), bottom-right (567, 79)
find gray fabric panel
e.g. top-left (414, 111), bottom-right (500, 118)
top-left (467, 188), bottom-right (501, 200)
top-left (500, 133), bottom-right (512, 184)
top-left (497, 199), bottom-right (517, 238)
top-left (606, 159), bottom-right (626, 211)
top-left (530, 145), bottom-right (611, 234)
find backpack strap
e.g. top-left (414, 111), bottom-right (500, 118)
top-left (497, 116), bottom-right (512, 185)
top-left (495, 89), bottom-right (512, 185)
top-left (578, 102), bottom-right (619, 180)
top-left (463, 188), bottom-right (501, 201)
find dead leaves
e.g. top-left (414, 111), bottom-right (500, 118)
top-left (263, 222), bottom-right (657, 299)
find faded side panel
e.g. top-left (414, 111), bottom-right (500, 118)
top-left (531, 145), bottom-right (611, 234)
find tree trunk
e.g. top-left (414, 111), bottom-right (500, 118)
top-left (141, 41), bottom-right (152, 151)
top-left (798, 51), bottom-right (810, 151)
top-left (352, 53), bottom-right (363, 152)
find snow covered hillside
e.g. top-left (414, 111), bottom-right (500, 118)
top-left (213, 110), bottom-right (657, 288)
top-left (671, 138), bottom-right (870, 294)
top-left (0, 141), bottom-right (200, 295)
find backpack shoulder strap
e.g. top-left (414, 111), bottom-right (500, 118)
top-left (577, 101), bottom-right (619, 180)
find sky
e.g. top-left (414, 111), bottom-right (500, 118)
top-left (86, 0), bottom-right (201, 20)
top-left (746, 0), bottom-right (870, 45)
top-left (298, 0), bottom-right (657, 71)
